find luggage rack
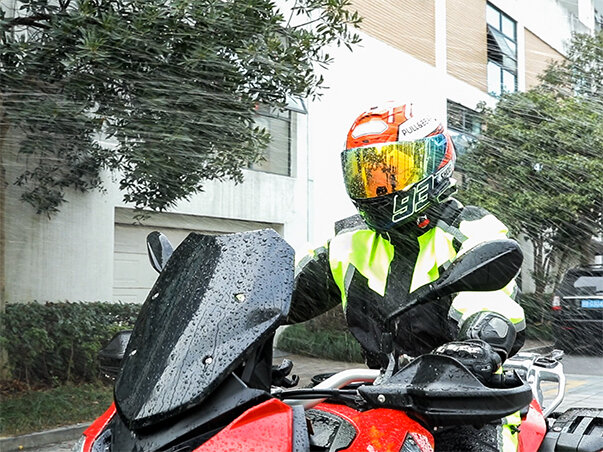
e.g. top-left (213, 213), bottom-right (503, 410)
top-left (505, 349), bottom-right (566, 418)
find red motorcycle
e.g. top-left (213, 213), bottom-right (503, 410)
top-left (76, 230), bottom-right (602, 452)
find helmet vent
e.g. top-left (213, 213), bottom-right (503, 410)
top-left (351, 120), bottom-right (388, 138)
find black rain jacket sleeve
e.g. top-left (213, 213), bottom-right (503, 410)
top-left (286, 245), bottom-right (342, 324)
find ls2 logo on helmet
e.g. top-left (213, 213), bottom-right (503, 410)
top-left (392, 176), bottom-right (433, 223)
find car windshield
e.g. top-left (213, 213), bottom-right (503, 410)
top-left (574, 276), bottom-right (603, 294)
top-left (560, 271), bottom-right (603, 295)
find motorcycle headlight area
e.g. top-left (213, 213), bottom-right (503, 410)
top-left (400, 433), bottom-right (427, 452)
top-left (71, 435), bottom-right (86, 452)
top-left (72, 429), bottom-right (111, 452)
top-left (91, 429), bottom-right (112, 452)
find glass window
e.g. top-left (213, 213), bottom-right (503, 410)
top-left (486, 4), bottom-right (499, 27)
top-left (486, 3), bottom-right (517, 95)
top-left (487, 61), bottom-right (502, 96)
top-left (502, 69), bottom-right (516, 93)
top-left (501, 15), bottom-right (516, 38)
top-left (561, 270), bottom-right (603, 295)
top-left (251, 106), bottom-right (293, 176)
top-left (447, 100), bottom-right (482, 157)
top-left (574, 276), bottom-right (603, 293)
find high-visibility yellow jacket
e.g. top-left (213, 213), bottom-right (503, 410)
top-left (288, 198), bottom-right (526, 366)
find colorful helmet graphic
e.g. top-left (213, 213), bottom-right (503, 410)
top-left (341, 102), bottom-right (456, 231)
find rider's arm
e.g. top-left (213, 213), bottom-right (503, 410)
top-left (286, 245), bottom-right (342, 324)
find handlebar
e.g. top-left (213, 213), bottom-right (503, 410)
top-left (278, 368), bottom-right (380, 410)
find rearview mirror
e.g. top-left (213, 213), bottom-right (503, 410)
top-left (99, 330), bottom-right (132, 380)
top-left (387, 239), bottom-right (523, 326)
top-left (146, 231), bottom-right (174, 273)
top-left (429, 238), bottom-right (523, 298)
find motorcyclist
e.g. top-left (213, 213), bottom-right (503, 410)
top-left (287, 101), bottom-right (526, 451)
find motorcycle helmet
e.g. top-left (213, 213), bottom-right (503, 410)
top-left (341, 102), bottom-right (456, 231)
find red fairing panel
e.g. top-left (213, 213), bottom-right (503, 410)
top-left (315, 403), bottom-right (435, 451)
top-left (193, 398), bottom-right (293, 452)
top-left (518, 400), bottom-right (547, 452)
top-left (81, 403), bottom-right (116, 452)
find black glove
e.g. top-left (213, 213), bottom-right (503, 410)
top-left (433, 339), bottom-right (502, 384)
top-left (458, 311), bottom-right (517, 361)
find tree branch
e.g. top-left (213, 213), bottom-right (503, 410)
top-left (58, 0), bottom-right (73, 13)
top-left (5, 15), bottom-right (51, 30)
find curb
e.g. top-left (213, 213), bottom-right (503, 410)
top-left (0, 423), bottom-right (90, 452)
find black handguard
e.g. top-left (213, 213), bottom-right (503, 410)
top-left (433, 340), bottom-right (502, 384)
top-left (458, 311), bottom-right (517, 361)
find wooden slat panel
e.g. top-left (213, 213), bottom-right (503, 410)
top-left (446, 0), bottom-right (487, 91)
top-left (525, 28), bottom-right (564, 90)
top-left (352, 0), bottom-right (436, 66)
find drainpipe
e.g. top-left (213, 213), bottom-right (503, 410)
top-left (0, 97), bottom-right (8, 378)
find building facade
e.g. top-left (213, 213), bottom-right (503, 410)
top-left (2, 104), bottom-right (311, 303)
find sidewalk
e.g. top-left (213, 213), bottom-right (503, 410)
top-left (0, 340), bottom-right (553, 452)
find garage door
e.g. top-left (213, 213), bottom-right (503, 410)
top-left (113, 225), bottom-right (209, 303)
top-left (113, 211), bottom-right (283, 303)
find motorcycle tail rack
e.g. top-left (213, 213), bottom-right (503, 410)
top-left (504, 349), bottom-right (566, 419)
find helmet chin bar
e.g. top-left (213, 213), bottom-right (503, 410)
top-left (352, 174), bottom-right (455, 233)
top-left (430, 177), bottom-right (458, 204)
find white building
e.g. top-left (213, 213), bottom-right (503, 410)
top-left (0, 0), bottom-right (599, 303)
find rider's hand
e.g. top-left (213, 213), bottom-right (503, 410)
top-left (432, 340), bottom-right (502, 384)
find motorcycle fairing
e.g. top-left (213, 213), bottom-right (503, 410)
top-left (80, 403), bottom-right (116, 452)
top-left (192, 399), bottom-right (300, 452)
top-left (312, 402), bottom-right (434, 451)
top-left (114, 229), bottom-right (294, 430)
top-left (110, 374), bottom-right (270, 451)
top-left (517, 399), bottom-right (546, 452)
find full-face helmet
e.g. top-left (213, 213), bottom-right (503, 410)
top-left (341, 102), bottom-right (456, 231)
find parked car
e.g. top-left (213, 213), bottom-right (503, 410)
top-left (552, 264), bottom-right (603, 354)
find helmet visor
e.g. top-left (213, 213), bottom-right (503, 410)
top-left (342, 134), bottom-right (449, 200)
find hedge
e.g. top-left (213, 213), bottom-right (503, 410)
top-left (1, 302), bottom-right (141, 387)
top-left (276, 306), bottom-right (364, 363)
top-left (277, 322), bottom-right (364, 363)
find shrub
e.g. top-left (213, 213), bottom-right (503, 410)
top-left (1, 302), bottom-right (140, 387)
top-left (305, 306), bottom-right (348, 333)
top-left (277, 305), bottom-right (364, 362)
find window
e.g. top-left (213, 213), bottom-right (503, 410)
top-left (447, 100), bottom-right (482, 157)
top-left (251, 105), bottom-right (294, 176)
top-left (486, 3), bottom-right (517, 96)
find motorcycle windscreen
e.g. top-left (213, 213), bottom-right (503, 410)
top-left (114, 229), bottom-right (294, 430)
